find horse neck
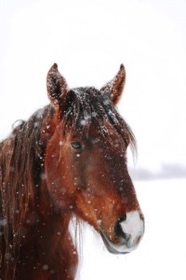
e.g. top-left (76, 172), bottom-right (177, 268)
top-left (13, 186), bottom-right (78, 279)
top-left (37, 181), bottom-right (73, 239)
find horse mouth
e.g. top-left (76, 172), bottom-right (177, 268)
top-left (100, 230), bottom-right (140, 255)
top-left (100, 211), bottom-right (144, 254)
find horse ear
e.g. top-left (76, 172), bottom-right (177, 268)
top-left (101, 64), bottom-right (126, 105)
top-left (47, 63), bottom-right (68, 107)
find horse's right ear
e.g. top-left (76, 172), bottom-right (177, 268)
top-left (100, 64), bottom-right (126, 105)
top-left (47, 63), bottom-right (68, 107)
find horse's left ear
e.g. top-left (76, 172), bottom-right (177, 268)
top-left (47, 63), bottom-right (68, 107)
top-left (100, 64), bottom-right (126, 105)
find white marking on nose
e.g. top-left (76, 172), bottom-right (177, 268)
top-left (120, 211), bottom-right (144, 248)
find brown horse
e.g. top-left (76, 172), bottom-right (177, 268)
top-left (0, 63), bottom-right (144, 280)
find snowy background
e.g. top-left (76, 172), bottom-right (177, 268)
top-left (0, 0), bottom-right (186, 279)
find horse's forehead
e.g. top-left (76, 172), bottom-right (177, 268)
top-left (88, 121), bottom-right (124, 144)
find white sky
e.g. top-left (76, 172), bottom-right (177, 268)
top-left (0, 0), bottom-right (186, 171)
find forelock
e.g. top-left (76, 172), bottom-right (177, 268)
top-left (61, 87), bottom-right (136, 151)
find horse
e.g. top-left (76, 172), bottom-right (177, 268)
top-left (0, 63), bottom-right (144, 280)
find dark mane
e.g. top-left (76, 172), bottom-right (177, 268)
top-left (0, 105), bottom-right (54, 275)
top-left (62, 87), bottom-right (136, 150)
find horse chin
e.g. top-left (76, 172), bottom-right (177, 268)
top-left (100, 231), bottom-right (136, 255)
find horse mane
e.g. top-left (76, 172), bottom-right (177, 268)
top-left (0, 105), bottom-right (54, 274)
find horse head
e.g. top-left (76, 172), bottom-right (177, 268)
top-left (45, 63), bottom-right (144, 254)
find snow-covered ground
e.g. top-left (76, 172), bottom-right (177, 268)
top-left (75, 179), bottom-right (186, 280)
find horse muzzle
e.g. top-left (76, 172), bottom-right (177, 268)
top-left (101, 211), bottom-right (144, 254)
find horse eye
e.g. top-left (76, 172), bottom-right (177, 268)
top-left (71, 141), bottom-right (82, 150)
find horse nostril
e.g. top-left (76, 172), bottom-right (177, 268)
top-left (115, 211), bottom-right (144, 250)
top-left (114, 215), bottom-right (127, 239)
top-left (118, 214), bottom-right (127, 223)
